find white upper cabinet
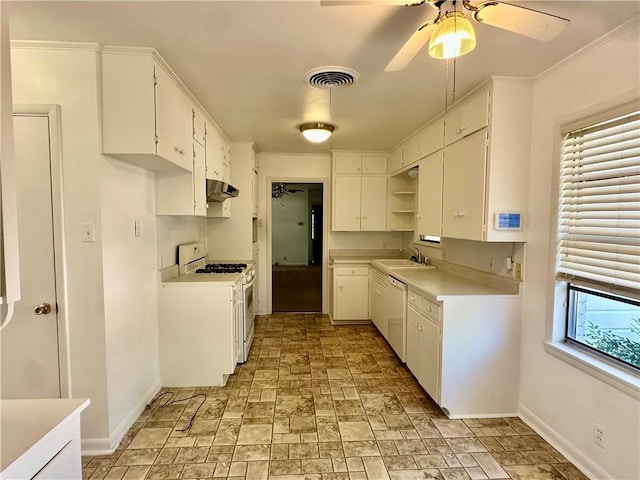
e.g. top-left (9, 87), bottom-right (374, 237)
top-left (444, 89), bottom-right (490, 146)
top-left (416, 150), bottom-right (443, 238)
top-left (390, 117), bottom-right (444, 175)
top-left (388, 145), bottom-right (403, 174)
top-left (156, 140), bottom-right (207, 216)
top-left (441, 77), bottom-right (533, 242)
top-left (101, 49), bottom-right (193, 173)
top-left (193, 107), bottom-right (206, 147)
top-left (441, 130), bottom-right (487, 241)
top-left (335, 154), bottom-right (387, 174)
top-left (332, 152), bottom-right (388, 232)
top-left (205, 121), bottom-right (228, 182)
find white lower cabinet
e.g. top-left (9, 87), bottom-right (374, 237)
top-left (0, 399), bottom-right (89, 480)
top-left (406, 288), bottom-right (520, 417)
top-left (407, 290), bottom-right (441, 403)
top-left (369, 268), bottom-right (389, 338)
top-left (332, 265), bottom-right (369, 321)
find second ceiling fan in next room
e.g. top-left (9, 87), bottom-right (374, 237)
top-left (320, 0), bottom-right (570, 70)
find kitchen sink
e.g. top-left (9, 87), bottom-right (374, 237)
top-left (375, 259), bottom-right (426, 268)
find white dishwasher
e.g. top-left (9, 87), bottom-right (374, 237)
top-left (386, 275), bottom-right (407, 362)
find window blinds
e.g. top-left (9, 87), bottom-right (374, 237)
top-left (557, 108), bottom-right (640, 296)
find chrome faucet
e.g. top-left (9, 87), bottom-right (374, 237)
top-left (400, 246), bottom-right (425, 264)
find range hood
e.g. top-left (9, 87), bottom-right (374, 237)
top-left (206, 179), bottom-right (239, 202)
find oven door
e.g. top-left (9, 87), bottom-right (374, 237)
top-left (242, 276), bottom-right (255, 362)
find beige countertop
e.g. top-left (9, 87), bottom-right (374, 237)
top-left (365, 259), bottom-right (518, 301)
top-left (1, 398), bottom-right (89, 474)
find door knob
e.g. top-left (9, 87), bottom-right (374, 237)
top-left (34, 303), bottom-right (52, 315)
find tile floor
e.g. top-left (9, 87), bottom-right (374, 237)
top-left (82, 314), bottom-right (588, 480)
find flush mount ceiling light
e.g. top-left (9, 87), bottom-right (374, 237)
top-left (428, 10), bottom-right (476, 59)
top-left (299, 122), bottom-right (335, 143)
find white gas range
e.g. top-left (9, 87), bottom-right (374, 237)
top-left (176, 242), bottom-right (255, 363)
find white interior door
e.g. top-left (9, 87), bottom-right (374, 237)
top-left (1, 114), bottom-right (61, 398)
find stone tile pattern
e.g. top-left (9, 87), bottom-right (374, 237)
top-left (82, 314), bottom-right (588, 480)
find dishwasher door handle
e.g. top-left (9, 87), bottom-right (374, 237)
top-left (388, 276), bottom-right (406, 289)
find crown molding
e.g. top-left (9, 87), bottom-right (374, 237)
top-left (537, 15), bottom-right (640, 80)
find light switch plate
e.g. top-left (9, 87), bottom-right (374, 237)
top-left (81, 222), bottom-right (95, 243)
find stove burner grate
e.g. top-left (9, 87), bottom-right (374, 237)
top-left (196, 263), bottom-right (248, 274)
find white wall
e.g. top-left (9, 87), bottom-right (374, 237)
top-left (272, 188), bottom-right (310, 265)
top-left (207, 141), bottom-right (254, 261)
top-left (257, 153), bottom-right (331, 314)
top-left (519, 21), bottom-right (640, 480)
top-left (156, 216), bottom-right (206, 268)
top-left (10, 44), bottom-right (111, 444)
top-left (100, 157), bottom-right (160, 438)
top-left (11, 43), bottom-right (168, 453)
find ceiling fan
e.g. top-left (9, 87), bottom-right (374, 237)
top-left (272, 183), bottom-right (305, 198)
top-left (320, 0), bottom-right (570, 71)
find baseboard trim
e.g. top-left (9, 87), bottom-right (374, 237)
top-left (331, 319), bottom-right (372, 326)
top-left (519, 404), bottom-right (611, 480)
top-left (81, 380), bottom-right (161, 456)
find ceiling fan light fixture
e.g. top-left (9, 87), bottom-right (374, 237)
top-left (429, 11), bottom-right (476, 59)
top-left (299, 122), bottom-right (335, 143)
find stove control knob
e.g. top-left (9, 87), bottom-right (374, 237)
top-left (34, 303), bottom-right (52, 315)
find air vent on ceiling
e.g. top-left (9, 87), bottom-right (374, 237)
top-left (303, 67), bottom-right (361, 89)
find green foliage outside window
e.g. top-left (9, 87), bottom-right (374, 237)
top-left (585, 318), bottom-right (640, 369)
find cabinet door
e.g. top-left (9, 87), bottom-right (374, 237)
top-left (370, 277), bottom-right (388, 338)
top-left (442, 130), bottom-right (487, 241)
top-left (445, 90), bottom-right (490, 146)
top-left (154, 65), bottom-right (193, 172)
top-left (389, 146), bottom-right (403, 174)
top-left (402, 134), bottom-right (421, 168)
top-left (406, 306), bottom-right (421, 379)
top-left (333, 176), bottom-right (362, 231)
top-left (252, 168), bottom-right (258, 217)
top-left (419, 315), bottom-right (441, 403)
top-left (222, 139), bottom-right (231, 182)
top-left (361, 155), bottom-right (387, 174)
top-left (205, 122), bottom-right (224, 180)
top-left (418, 120), bottom-right (444, 158)
top-left (360, 176), bottom-right (387, 231)
top-left (193, 141), bottom-right (207, 216)
top-left (193, 108), bottom-right (206, 147)
top-left (335, 154), bottom-right (362, 174)
top-left (334, 274), bottom-right (369, 320)
top-left (417, 150), bottom-right (443, 238)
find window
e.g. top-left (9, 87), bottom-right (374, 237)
top-left (557, 103), bottom-right (640, 371)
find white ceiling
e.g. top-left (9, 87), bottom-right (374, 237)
top-left (7, 1), bottom-right (640, 153)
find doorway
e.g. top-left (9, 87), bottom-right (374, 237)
top-left (1, 107), bottom-right (67, 398)
top-left (271, 182), bottom-right (323, 312)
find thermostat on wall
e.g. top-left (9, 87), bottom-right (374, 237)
top-left (494, 212), bottom-right (523, 231)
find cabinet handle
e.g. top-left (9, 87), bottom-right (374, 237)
top-left (173, 146), bottom-right (185, 155)
top-left (356, 216), bottom-right (360, 220)
top-left (457, 125), bottom-right (468, 134)
top-left (418, 325), bottom-right (423, 332)
top-left (362, 216), bottom-right (367, 220)
top-left (357, 167), bottom-right (361, 172)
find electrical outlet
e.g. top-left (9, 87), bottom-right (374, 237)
top-left (134, 219), bottom-right (142, 237)
top-left (514, 263), bottom-right (523, 280)
top-left (594, 423), bottom-right (604, 448)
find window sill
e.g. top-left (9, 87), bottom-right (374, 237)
top-left (544, 341), bottom-right (640, 399)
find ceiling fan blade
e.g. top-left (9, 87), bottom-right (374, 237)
top-left (320, 0), bottom-right (416, 5)
top-left (474, 1), bottom-right (570, 41)
top-left (385, 21), bottom-right (435, 71)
